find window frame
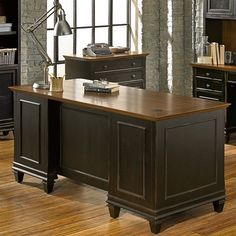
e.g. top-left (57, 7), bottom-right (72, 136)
top-left (47, 0), bottom-right (131, 75)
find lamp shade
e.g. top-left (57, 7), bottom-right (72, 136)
top-left (54, 10), bottom-right (72, 36)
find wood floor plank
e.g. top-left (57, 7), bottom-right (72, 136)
top-left (1, 132), bottom-right (236, 235)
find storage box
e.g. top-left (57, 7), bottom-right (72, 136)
top-left (0, 48), bottom-right (17, 64)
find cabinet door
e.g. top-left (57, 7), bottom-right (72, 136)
top-left (0, 68), bottom-right (17, 131)
top-left (206, 0), bottom-right (234, 18)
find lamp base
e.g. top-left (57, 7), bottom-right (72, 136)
top-left (33, 82), bottom-right (50, 89)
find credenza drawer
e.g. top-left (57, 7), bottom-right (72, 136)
top-left (195, 90), bottom-right (224, 102)
top-left (196, 77), bottom-right (223, 92)
top-left (196, 68), bottom-right (224, 80)
top-left (92, 58), bottom-right (143, 72)
top-left (94, 70), bottom-right (144, 83)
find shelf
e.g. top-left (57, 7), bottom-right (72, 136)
top-left (0, 31), bottom-right (17, 36)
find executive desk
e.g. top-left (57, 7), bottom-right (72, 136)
top-left (10, 79), bottom-right (228, 234)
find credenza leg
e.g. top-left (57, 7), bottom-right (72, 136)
top-left (213, 199), bottom-right (225, 213)
top-left (43, 180), bottom-right (54, 194)
top-left (149, 221), bottom-right (161, 234)
top-left (13, 170), bottom-right (24, 183)
top-left (108, 203), bottom-right (120, 218)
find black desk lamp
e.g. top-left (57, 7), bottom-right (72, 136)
top-left (22, 1), bottom-right (72, 89)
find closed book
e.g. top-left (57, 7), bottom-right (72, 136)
top-left (84, 86), bottom-right (119, 93)
top-left (219, 44), bottom-right (225, 65)
top-left (83, 81), bottom-right (119, 89)
top-left (211, 42), bottom-right (218, 65)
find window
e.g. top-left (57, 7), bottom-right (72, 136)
top-left (47, 0), bottom-right (142, 76)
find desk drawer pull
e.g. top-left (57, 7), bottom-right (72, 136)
top-left (206, 72), bottom-right (210, 76)
top-left (206, 83), bottom-right (211, 88)
top-left (131, 74), bottom-right (136, 79)
top-left (132, 62), bottom-right (136, 66)
top-left (103, 65), bottom-right (108, 70)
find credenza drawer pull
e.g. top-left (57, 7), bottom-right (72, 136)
top-left (206, 83), bottom-right (210, 88)
top-left (132, 62), bottom-right (136, 66)
top-left (103, 65), bottom-right (108, 70)
top-left (206, 72), bottom-right (210, 76)
top-left (199, 95), bottom-right (219, 101)
top-left (131, 74), bottom-right (136, 79)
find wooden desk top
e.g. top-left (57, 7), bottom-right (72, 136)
top-left (63, 51), bottom-right (149, 62)
top-left (10, 79), bottom-right (229, 121)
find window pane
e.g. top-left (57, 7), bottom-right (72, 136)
top-left (58, 0), bottom-right (74, 27)
top-left (113, 0), bottom-right (127, 24)
top-left (47, 30), bottom-right (54, 61)
top-left (95, 27), bottom-right (108, 43)
top-left (113, 26), bottom-right (127, 46)
top-left (58, 34), bottom-right (74, 60)
top-left (76, 28), bottom-right (92, 55)
top-left (57, 64), bottom-right (66, 77)
top-left (77, 0), bottom-right (92, 26)
top-left (95, 0), bottom-right (108, 25)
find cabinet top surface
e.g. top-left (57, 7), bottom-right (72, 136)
top-left (63, 51), bottom-right (149, 62)
top-left (10, 79), bottom-right (228, 121)
top-left (191, 63), bottom-right (236, 72)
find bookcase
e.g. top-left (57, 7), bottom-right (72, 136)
top-left (0, 0), bottom-right (20, 135)
top-left (192, 0), bottom-right (236, 143)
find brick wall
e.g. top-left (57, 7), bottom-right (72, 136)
top-left (21, 0), bottom-right (46, 85)
top-left (142, 0), bottom-right (204, 96)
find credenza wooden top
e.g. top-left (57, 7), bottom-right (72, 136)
top-left (10, 79), bottom-right (229, 121)
top-left (63, 51), bottom-right (149, 62)
top-left (191, 63), bottom-right (236, 72)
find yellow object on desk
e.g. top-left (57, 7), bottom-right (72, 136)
top-left (49, 76), bottom-right (64, 92)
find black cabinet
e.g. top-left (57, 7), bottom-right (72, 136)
top-left (0, 0), bottom-right (20, 135)
top-left (0, 66), bottom-right (18, 134)
top-left (192, 64), bottom-right (236, 142)
top-left (64, 53), bottom-right (148, 89)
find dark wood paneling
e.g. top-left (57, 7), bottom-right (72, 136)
top-left (60, 104), bottom-right (110, 190)
top-left (20, 99), bottom-right (41, 164)
top-left (116, 121), bottom-right (146, 198)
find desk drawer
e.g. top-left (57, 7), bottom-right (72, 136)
top-left (92, 58), bottom-right (143, 72)
top-left (196, 68), bottom-right (224, 80)
top-left (196, 77), bottom-right (223, 92)
top-left (94, 70), bottom-right (144, 83)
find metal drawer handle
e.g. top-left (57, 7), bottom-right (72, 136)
top-left (103, 65), bottom-right (108, 70)
top-left (206, 83), bottom-right (211, 88)
top-left (206, 72), bottom-right (210, 76)
top-left (132, 62), bottom-right (136, 66)
top-left (131, 74), bottom-right (136, 79)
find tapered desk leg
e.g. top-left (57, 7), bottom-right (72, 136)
top-left (43, 180), bottom-right (55, 194)
top-left (149, 221), bottom-right (161, 234)
top-left (13, 170), bottom-right (24, 183)
top-left (108, 204), bottom-right (121, 218)
top-left (213, 199), bottom-right (225, 213)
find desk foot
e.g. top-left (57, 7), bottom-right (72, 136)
top-left (108, 204), bottom-right (120, 218)
top-left (149, 221), bottom-right (161, 234)
top-left (13, 170), bottom-right (24, 183)
top-left (213, 199), bottom-right (225, 213)
top-left (43, 180), bottom-right (54, 194)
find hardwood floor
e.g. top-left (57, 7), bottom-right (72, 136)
top-left (1, 132), bottom-right (236, 235)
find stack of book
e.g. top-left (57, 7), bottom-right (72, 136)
top-left (211, 42), bottom-right (225, 65)
top-left (83, 80), bottom-right (120, 93)
top-left (0, 23), bottom-right (12, 32)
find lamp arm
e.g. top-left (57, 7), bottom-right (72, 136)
top-left (28, 31), bottom-right (52, 66)
top-left (27, 3), bottom-right (62, 32)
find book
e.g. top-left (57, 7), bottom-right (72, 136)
top-left (83, 80), bottom-right (120, 93)
top-left (211, 42), bottom-right (218, 65)
top-left (84, 86), bottom-right (119, 93)
top-left (219, 44), bottom-right (225, 65)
